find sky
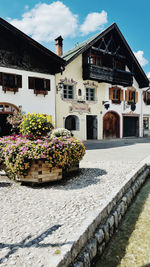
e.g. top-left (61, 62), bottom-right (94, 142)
top-left (0, 0), bottom-right (150, 77)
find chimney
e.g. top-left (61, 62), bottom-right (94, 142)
top-left (55, 36), bottom-right (63, 56)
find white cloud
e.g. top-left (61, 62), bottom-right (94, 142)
top-left (80, 10), bottom-right (107, 35)
top-left (9, 1), bottom-right (78, 43)
top-left (147, 72), bottom-right (150, 78)
top-left (134, 50), bottom-right (148, 67)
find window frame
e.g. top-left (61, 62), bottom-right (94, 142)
top-left (88, 54), bottom-right (102, 66)
top-left (86, 87), bottom-right (95, 101)
top-left (28, 76), bottom-right (50, 96)
top-left (0, 72), bottom-right (22, 93)
top-left (63, 84), bottom-right (74, 100)
top-left (109, 86), bottom-right (123, 104)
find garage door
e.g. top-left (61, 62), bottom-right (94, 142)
top-left (123, 116), bottom-right (139, 137)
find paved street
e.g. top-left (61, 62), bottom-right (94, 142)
top-left (1, 138), bottom-right (150, 267)
top-left (84, 137), bottom-right (150, 162)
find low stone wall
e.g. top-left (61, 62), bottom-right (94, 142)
top-left (73, 165), bottom-right (150, 267)
top-left (50, 157), bottom-right (150, 267)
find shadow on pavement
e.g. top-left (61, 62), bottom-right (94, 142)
top-left (27, 168), bottom-right (107, 190)
top-left (0, 224), bottom-right (73, 265)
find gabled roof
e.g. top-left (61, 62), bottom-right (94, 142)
top-left (0, 17), bottom-right (65, 74)
top-left (62, 32), bottom-right (100, 61)
top-left (62, 23), bottom-right (149, 88)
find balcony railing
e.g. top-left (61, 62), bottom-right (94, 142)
top-left (83, 64), bottom-right (133, 87)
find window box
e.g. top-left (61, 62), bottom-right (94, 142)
top-left (34, 89), bottom-right (48, 96)
top-left (112, 100), bottom-right (121, 104)
top-left (28, 77), bottom-right (50, 96)
top-left (2, 86), bottom-right (19, 94)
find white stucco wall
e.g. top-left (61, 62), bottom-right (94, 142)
top-left (56, 55), bottom-right (143, 140)
top-left (0, 66), bottom-right (55, 120)
top-left (56, 54), bottom-right (105, 140)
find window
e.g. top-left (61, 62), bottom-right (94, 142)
top-left (65, 115), bottom-right (79, 131)
top-left (0, 72), bottom-right (22, 91)
top-left (63, 84), bottom-right (74, 99)
top-left (78, 89), bottom-right (82, 96)
top-left (88, 55), bottom-right (95, 64)
top-left (109, 86), bottom-right (123, 103)
top-left (0, 103), bottom-right (19, 114)
top-left (113, 88), bottom-right (120, 101)
top-left (88, 55), bottom-right (102, 66)
top-left (125, 90), bottom-right (138, 104)
top-left (129, 91), bottom-right (135, 102)
top-left (28, 77), bottom-right (50, 95)
top-left (143, 117), bottom-right (149, 130)
top-left (86, 88), bottom-right (95, 101)
top-left (143, 91), bottom-right (150, 105)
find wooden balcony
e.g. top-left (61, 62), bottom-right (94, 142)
top-left (83, 64), bottom-right (133, 87)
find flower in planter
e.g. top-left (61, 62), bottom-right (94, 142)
top-left (0, 135), bottom-right (86, 179)
top-left (20, 113), bottom-right (54, 138)
top-left (50, 128), bottom-right (72, 138)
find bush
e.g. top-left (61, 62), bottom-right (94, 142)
top-left (20, 113), bottom-right (54, 138)
top-left (0, 135), bottom-right (86, 179)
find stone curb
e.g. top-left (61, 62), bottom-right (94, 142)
top-left (46, 156), bottom-right (150, 267)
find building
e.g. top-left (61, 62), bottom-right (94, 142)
top-left (0, 18), bottom-right (65, 136)
top-left (143, 82), bottom-right (150, 136)
top-left (55, 23), bottom-right (149, 140)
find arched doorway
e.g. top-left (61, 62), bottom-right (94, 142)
top-left (0, 103), bottom-right (19, 137)
top-left (103, 111), bottom-right (120, 139)
top-left (65, 115), bottom-right (79, 131)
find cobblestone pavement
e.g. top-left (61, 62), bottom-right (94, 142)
top-left (1, 140), bottom-right (150, 267)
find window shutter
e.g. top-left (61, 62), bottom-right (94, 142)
top-left (0, 73), bottom-right (3, 85)
top-left (135, 91), bottom-right (138, 103)
top-left (17, 75), bottom-right (22, 88)
top-left (28, 77), bottom-right (35, 89)
top-left (125, 90), bottom-right (129, 101)
top-left (120, 90), bottom-right (123, 101)
top-left (109, 87), bottom-right (113, 100)
top-left (46, 79), bottom-right (50, 91)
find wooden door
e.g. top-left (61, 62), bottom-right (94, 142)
top-left (103, 112), bottom-right (120, 139)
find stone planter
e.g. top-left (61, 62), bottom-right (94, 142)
top-left (16, 160), bottom-right (62, 183)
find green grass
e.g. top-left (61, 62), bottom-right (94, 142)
top-left (96, 178), bottom-right (150, 267)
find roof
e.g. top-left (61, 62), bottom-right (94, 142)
top-left (0, 17), bottom-right (65, 73)
top-left (62, 23), bottom-right (149, 88)
top-left (62, 32), bottom-right (100, 61)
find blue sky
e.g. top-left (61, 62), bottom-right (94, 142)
top-left (0, 0), bottom-right (150, 76)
